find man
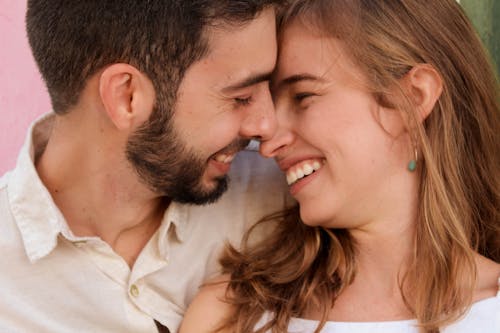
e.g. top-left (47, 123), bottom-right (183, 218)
top-left (0, 1), bottom-right (288, 332)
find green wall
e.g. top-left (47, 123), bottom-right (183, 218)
top-left (460, 0), bottom-right (500, 75)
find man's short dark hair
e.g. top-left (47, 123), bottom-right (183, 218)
top-left (26, 0), bottom-right (281, 115)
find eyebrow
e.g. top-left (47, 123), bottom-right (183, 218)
top-left (275, 73), bottom-right (326, 89)
top-left (221, 72), bottom-right (273, 93)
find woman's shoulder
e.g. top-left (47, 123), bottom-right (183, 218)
top-left (179, 275), bottom-right (233, 333)
top-left (443, 291), bottom-right (500, 332)
top-left (473, 254), bottom-right (500, 302)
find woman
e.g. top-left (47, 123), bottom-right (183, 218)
top-left (180, 0), bottom-right (500, 332)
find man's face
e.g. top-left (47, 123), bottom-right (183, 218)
top-left (127, 8), bottom-right (278, 204)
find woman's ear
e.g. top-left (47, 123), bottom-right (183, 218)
top-left (99, 63), bottom-right (156, 131)
top-left (403, 64), bottom-right (443, 121)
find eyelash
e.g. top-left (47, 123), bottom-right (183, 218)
top-left (294, 92), bottom-right (315, 102)
top-left (234, 96), bottom-right (252, 106)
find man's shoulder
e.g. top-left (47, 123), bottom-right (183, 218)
top-left (0, 171), bottom-right (12, 211)
top-left (0, 171), bottom-right (11, 191)
top-left (0, 170), bottom-right (23, 248)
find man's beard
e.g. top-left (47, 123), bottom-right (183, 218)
top-left (125, 106), bottom-right (245, 205)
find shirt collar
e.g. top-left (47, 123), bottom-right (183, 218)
top-left (9, 113), bottom-right (192, 262)
top-left (156, 201), bottom-right (192, 258)
top-left (8, 113), bottom-right (68, 263)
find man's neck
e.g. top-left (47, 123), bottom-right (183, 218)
top-left (35, 115), bottom-right (168, 267)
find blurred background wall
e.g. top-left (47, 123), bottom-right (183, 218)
top-left (0, 1), bottom-right (49, 175)
top-left (459, 0), bottom-right (500, 73)
top-left (0, 0), bottom-right (498, 174)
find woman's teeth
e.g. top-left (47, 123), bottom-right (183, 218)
top-left (286, 160), bottom-right (322, 185)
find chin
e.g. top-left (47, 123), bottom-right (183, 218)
top-left (193, 176), bottom-right (229, 205)
top-left (298, 204), bottom-right (337, 228)
top-left (200, 176), bottom-right (223, 192)
top-left (299, 209), bottom-right (323, 227)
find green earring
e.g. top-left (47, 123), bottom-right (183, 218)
top-left (408, 159), bottom-right (417, 172)
top-left (408, 147), bottom-right (418, 172)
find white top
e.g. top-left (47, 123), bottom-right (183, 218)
top-left (0, 113), bottom-right (290, 333)
top-left (258, 281), bottom-right (500, 333)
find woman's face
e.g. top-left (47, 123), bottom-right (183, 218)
top-left (261, 20), bottom-right (415, 229)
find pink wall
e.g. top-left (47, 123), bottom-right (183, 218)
top-left (0, 1), bottom-right (50, 175)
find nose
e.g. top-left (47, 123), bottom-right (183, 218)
top-left (239, 87), bottom-right (277, 141)
top-left (259, 105), bottom-right (294, 158)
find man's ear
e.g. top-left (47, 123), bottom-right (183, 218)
top-left (99, 63), bottom-right (155, 131)
top-left (403, 64), bottom-right (443, 122)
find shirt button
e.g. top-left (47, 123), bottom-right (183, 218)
top-left (130, 284), bottom-right (140, 297)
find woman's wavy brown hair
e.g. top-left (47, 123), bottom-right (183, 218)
top-left (217, 0), bottom-right (500, 332)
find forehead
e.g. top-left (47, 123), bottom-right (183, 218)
top-left (277, 21), bottom-right (336, 75)
top-left (192, 7), bottom-right (278, 88)
top-left (275, 19), bottom-right (363, 86)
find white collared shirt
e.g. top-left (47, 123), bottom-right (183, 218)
top-left (0, 113), bottom-right (290, 333)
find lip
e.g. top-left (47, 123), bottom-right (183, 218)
top-left (205, 140), bottom-right (249, 177)
top-left (288, 164), bottom-right (322, 195)
top-left (208, 158), bottom-right (232, 174)
top-left (275, 154), bottom-right (325, 195)
top-left (209, 140), bottom-right (249, 160)
top-left (206, 147), bottom-right (245, 176)
top-left (207, 151), bottom-right (237, 176)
